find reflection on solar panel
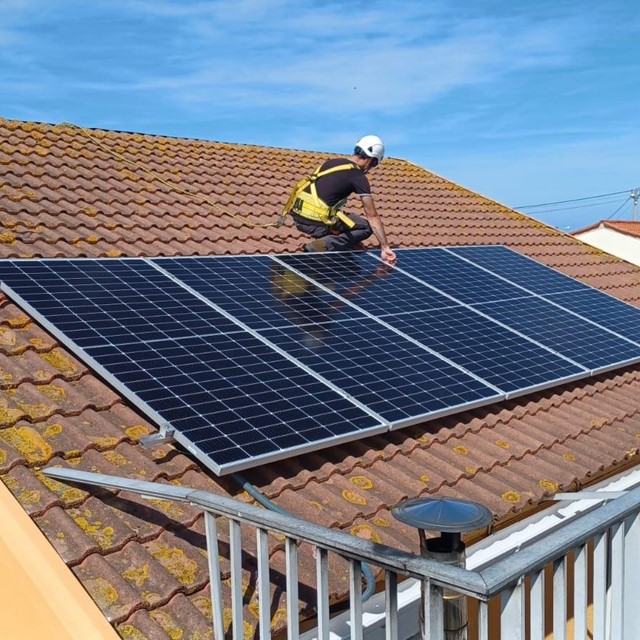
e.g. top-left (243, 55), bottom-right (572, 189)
top-left (1, 246), bottom-right (639, 475)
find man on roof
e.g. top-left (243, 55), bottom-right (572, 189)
top-left (282, 135), bottom-right (397, 266)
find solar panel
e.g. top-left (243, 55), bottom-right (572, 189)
top-left (261, 318), bottom-right (498, 425)
top-left (0, 259), bottom-right (385, 474)
top-left (2, 246), bottom-right (639, 475)
top-left (276, 252), bottom-right (461, 313)
top-left (152, 255), bottom-right (364, 330)
top-left (390, 247), bottom-right (531, 304)
top-left (383, 307), bottom-right (584, 393)
top-left (543, 289), bottom-right (640, 344)
top-left (472, 296), bottom-right (640, 373)
top-left (447, 245), bottom-right (590, 295)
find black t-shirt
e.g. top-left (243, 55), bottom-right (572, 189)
top-left (310, 158), bottom-right (372, 208)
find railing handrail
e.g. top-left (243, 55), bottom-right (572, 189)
top-left (44, 467), bottom-right (640, 601)
top-left (478, 484), bottom-right (640, 595)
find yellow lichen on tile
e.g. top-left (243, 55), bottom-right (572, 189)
top-left (563, 452), bottom-right (577, 461)
top-left (350, 475), bottom-right (373, 490)
top-left (92, 436), bottom-right (120, 449)
top-left (43, 422), bottom-right (64, 437)
top-left (0, 425), bottom-right (53, 464)
top-left (0, 399), bottom-right (24, 426)
top-left (373, 516), bottom-right (391, 527)
top-left (86, 576), bottom-right (120, 608)
top-left (502, 491), bottom-right (521, 504)
top-left (151, 545), bottom-right (197, 586)
top-left (103, 451), bottom-right (130, 467)
top-left (539, 479), bottom-right (559, 492)
top-left (0, 368), bottom-right (13, 383)
top-left (29, 337), bottom-right (54, 350)
top-left (117, 625), bottom-right (147, 640)
top-left (350, 524), bottom-right (382, 543)
top-left (0, 327), bottom-right (17, 346)
top-left (420, 474), bottom-right (430, 484)
top-left (341, 489), bottom-right (367, 505)
top-left (16, 401), bottom-right (55, 420)
top-left (122, 563), bottom-right (150, 588)
top-left (495, 440), bottom-right (510, 449)
top-left (40, 349), bottom-right (79, 375)
top-left (125, 425), bottom-right (151, 440)
top-left (0, 449), bottom-right (6, 465)
top-left (37, 470), bottom-right (86, 503)
top-left (149, 611), bottom-right (184, 640)
top-left (147, 498), bottom-right (184, 520)
top-left (453, 445), bottom-right (468, 455)
top-left (106, 248), bottom-right (124, 257)
top-left (73, 512), bottom-right (115, 548)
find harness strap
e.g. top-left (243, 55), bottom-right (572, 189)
top-left (280, 162), bottom-right (357, 229)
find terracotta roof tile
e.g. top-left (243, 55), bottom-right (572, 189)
top-left (72, 553), bottom-right (143, 623)
top-left (3, 117), bottom-right (640, 635)
top-left (34, 504), bottom-right (100, 565)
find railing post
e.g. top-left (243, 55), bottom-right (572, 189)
top-left (500, 579), bottom-right (525, 640)
top-left (285, 537), bottom-right (299, 640)
top-left (573, 544), bottom-right (588, 640)
top-left (229, 519), bottom-right (243, 640)
top-left (609, 522), bottom-right (625, 640)
top-left (349, 560), bottom-right (364, 640)
top-left (423, 578), bottom-right (444, 640)
top-left (204, 512), bottom-right (226, 639)
top-left (623, 511), bottom-right (640, 640)
top-left (316, 547), bottom-right (330, 640)
top-left (385, 571), bottom-right (399, 640)
top-left (552, 557), bottom-right (567, 640)
top-left (592, 532), bottom-right (607, 640)
top-left (257, 528), bottom-right (272, 640)
top-left (529, 569), bottom-right (545, 640)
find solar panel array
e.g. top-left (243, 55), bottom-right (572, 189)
top-left (1, 246), bottom-right (640, 475)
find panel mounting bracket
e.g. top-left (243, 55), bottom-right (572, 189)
top-left (140, 424), bottom-right (176, 448)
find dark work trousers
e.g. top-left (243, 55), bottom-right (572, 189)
top-left (292, 213), bottom-right (373, 250)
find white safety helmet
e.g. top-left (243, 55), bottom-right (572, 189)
top-left (354, 135), bottom-right (385, 165)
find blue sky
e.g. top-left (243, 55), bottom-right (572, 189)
top-left (2, 0), bottom-right (639, 231)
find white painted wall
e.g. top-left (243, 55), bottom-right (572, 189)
top-left (574, 226), bottom-right (640, 266)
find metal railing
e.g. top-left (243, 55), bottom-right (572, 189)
top-left (44, 468), bottom-right (640, 640)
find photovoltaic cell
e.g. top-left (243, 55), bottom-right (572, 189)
top-left (384, 307), bottom-right (584, 392)
top-left (448, 245), bottom-right (591, 295)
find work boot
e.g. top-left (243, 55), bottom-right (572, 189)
top-left (304, 238), bottom-right (329, 253)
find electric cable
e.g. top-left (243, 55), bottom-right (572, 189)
top-left (516, 189), bottom-right (631, 210)
top-left (231, 473), bottom-right (378, 602)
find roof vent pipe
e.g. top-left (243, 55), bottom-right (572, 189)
top-left (392, 497), bottom-right (492, 640)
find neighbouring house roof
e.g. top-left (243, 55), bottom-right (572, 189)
top-left (572, 219), bottom-right (640, 239)
top-left (1, 117), bottom-right (640, 638)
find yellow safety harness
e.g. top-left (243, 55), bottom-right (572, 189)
top-left (280, 162), bottom-right (356, 229)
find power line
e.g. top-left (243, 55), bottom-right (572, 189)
top-left (522, 196), bottom-right (630, 214)
top-left (516, 189), bottom-right (632, 210)
top-left (606, 197), bottom-right (633, 220)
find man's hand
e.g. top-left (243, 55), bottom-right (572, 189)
top-left (381, 246), bottom-right (397, 266)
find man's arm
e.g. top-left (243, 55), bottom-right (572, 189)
top-left (361, 195), bottom-right (397, 265)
